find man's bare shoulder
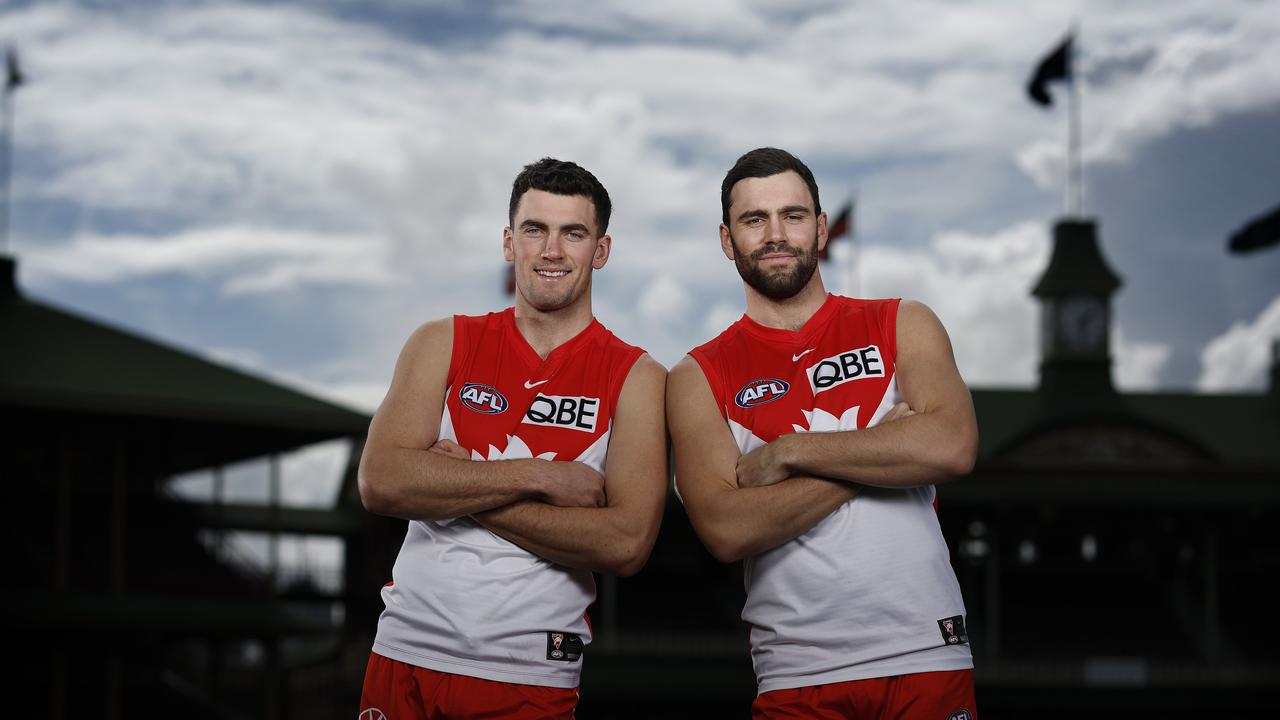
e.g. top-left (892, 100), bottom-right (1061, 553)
top-left (375, 317), bottom-right (455, 399)
top-left (895, 299), bottom-right (957, 345)
top-left (667, 355), bottom-right (723, 421)
top-left (667, 354), bottom-right (709, 389)
top-left (897, 298), bottom-right (943, 326)
top-left (629, 352), bottom-right (668, 381)
top-left (617, 353), bottom-right (668, 407)
top-left (405, 316), bottom-right (453, 351)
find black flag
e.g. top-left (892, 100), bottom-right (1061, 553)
top-left (1027, 35), bottom-right (1072, 107)
top-left (1228, 203), bottom-right (1280, 254)
top-left (4, 48), bottom-right (22, 92)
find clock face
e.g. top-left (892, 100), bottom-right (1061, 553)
top-left (1058, 297), bottom-right (1107, 352)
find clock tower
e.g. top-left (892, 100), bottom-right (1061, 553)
top-left (1032, 219), bottom-right (1123, 396)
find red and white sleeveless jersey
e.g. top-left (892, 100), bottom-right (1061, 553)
top-left (690, 294), bottom-right (971, 693)
top-left (374, 308), bottom-right (644, 688)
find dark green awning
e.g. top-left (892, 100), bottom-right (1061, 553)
top-left (2, 256), bottom-right (370, 475)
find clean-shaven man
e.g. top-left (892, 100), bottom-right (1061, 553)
top-left (359, 157), bottom-right (667, 719)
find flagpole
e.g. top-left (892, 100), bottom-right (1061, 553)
top-left (1, 48), bottom-right (21, 256)
top-left (1068, 22), bottom-right (1082, 217)
top-left (1, 77), bottom-right (15, 255)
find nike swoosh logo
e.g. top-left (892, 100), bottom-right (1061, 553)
top-left (524, 379), bottom-right (549, 389)
top-left (792, 349), bottom-right (815, 362)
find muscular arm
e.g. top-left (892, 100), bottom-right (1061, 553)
top-left (667, 356), bottom-right (859, 563)
top-left (735, 300), bottom-right (978, 490)
top-left (357, 318), bottom-right (605, 521)
top-left (471, 355), bottom-right (669, 577)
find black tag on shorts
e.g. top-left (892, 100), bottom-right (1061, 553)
top-left (546, 632), bottom-right (583, 662)
top-left (938, 615), bottom-right (969, 645)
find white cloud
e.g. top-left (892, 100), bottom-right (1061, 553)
top-left (4, 0), bottom-right (1276, 408)
top-left (851, 221), bottom-right (1177, 392)
top-left (15, 0), bottom-right (1271, 610)
top-left (15, 1), bottom-right (1279, 221)
top-left (280, 438), bottom-right (354, 507)
top-left (17, 5), bottom-right (419, 215)
top-left (23, 227), bottom-right (394, 294)
top-left (860, 221), bottom-right (1050, 387)
top-left (1197, 295), bottom-right (1280, 392)
top-left (702, 301), bottom-right (744, 342)
top-left (1113, 327), bottom-right (1172, 391)
top-left (203, 344), bottom-right (271, 375)
top-left (497, 0), bottom-right (771, 40)
top-left (1017, 0), bottom-right (1280, 191)
top-left (321, 381), bottom-right (388, 415)
top-left (166, 437), bottom-right (352, 509)
top-left (638, 273), bottom-right (692, 324)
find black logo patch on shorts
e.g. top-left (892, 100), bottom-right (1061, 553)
top-left (938, 615), bottom-right (969, 645)
top-left (546, 632), bottom-right (583, 662)
top-left (946, 710), bottom-right (973, 720)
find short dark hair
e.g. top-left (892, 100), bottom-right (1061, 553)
top-left (720, 147), bottom-right (822, 226)
top-left (509, 157), bottom-right (612, 236)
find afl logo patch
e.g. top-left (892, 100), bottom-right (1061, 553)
top-left (735, 378), bottom-right (790, 408)
top-left (459, 383), bottom-right (508, 414)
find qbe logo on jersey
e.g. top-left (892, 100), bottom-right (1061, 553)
top-left (806, 344), bottom-right (885, 395)
top-left (522, 394), bottom-right (600, 432)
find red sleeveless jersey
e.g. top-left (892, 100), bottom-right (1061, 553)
top-left (690, 294), bottom-right (972, 693)
top-left (693, 294), bottom-right (901, 438)
top-left (441, 308), bottom-right (642, 466)
top-left (374, 308), bottom-right (644, 688)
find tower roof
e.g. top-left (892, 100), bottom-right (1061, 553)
top-left (1032, 219), bottom-right (1123, 297)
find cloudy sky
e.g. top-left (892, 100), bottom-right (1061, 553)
top-left (4, 1), bottom-right (1279, 517)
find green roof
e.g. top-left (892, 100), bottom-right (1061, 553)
top-left (972, 386), bottom-right (1280, 467)
top-left (2, 256), bottom-right (367, 433)
top-left (2, 256), bottom-right (369, 473)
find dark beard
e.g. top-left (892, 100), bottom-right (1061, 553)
top-left (731, 233), bottom-right (820, 300)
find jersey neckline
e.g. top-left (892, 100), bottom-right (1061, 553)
top-left (501, 307), bottom-right (602, 375)
top-left (736, 293), bottom-right (845, 345)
